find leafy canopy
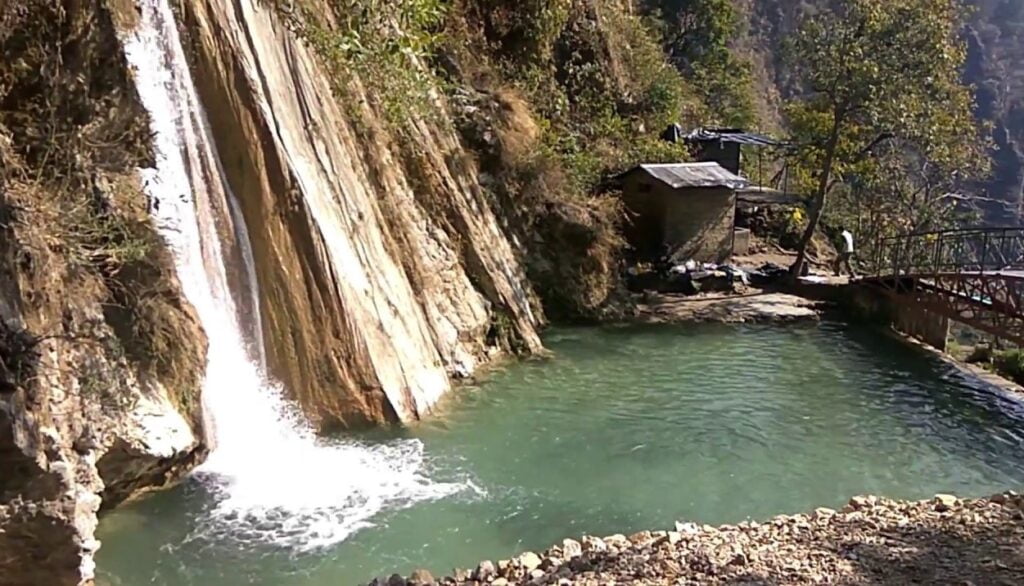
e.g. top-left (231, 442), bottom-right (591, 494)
top-left (785, 0), bottom-right (988, 269)
top-left (646, 0), bottom-right (756, 128)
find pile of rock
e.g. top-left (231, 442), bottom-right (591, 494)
top-left (367, 492), bottom-right (1024, 585)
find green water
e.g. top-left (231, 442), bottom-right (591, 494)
top-left (96, 323), bottom-right (1024, 585)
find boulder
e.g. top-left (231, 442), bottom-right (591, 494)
top-left (603, 534), bottom-right (629, 549)
top-left (934, 494), bottom-right (958, 512)
top-left (517, 551), bottom-right (542, 571)
top-left (561, 538), bottom-right (583, 559)
top-left (581, 535), bottom-right (607, 553)
top-left (675, 522), bottom-right (700, 535)
top-left (629, 531), bottom-right (654, 546)
top-left (473, 561), bottom-right (496, 581)
top-left (845, 495), bottom-right (878, 511)
top-left (540, 557), bottom-right (562, 571)
top-left (387, 574), bottom-right (406, 586)
top-left (813, 507), bottom-right (836, 520)
top-left (409, 569), bottom-right (435, 585)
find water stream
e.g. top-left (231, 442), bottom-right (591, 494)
top-left (120, 0), bottom-right (464, 555)
top-left (97, 322), bottom-right (1024, 585)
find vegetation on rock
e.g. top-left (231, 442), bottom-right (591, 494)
top-left (641, 0), bottom-right (757, 128)
top-left (0, 0), bottom-right (204, 415)
top-left (994, 348), bottom-right (1024, 385)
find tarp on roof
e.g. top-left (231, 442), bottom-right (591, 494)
top-left (685, 127), bottom-right (785, 148)
top-left (736, 186), bottom-right (805, 206)
top-left (624, 162), bottom-right (749, 190)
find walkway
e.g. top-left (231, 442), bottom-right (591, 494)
top-left (861, 227), bottom-right (1024, 344)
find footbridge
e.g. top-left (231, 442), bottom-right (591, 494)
top-left (860, 227), bottom-right (1024, 346)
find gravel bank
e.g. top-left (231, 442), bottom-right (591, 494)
top-left (368, 493), bottom-right (1024, 586)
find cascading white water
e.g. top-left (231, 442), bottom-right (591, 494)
top-left (120, 0), bottom-right (468, 550)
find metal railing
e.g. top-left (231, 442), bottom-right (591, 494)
top-left (867, 227), bottom-right (1024, 279)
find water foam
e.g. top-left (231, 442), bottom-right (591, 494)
top-left (121, 0), bottom-right (466, 550)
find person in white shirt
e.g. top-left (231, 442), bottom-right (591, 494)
top-left (835, 227), bottom-right (856, 277)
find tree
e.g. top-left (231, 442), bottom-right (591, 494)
top-left (825, 141), bottom-right (985, 257)
top-left (646, 0), bottom-right (756, 127)
top-left (785, 0), bottom-right (988, 275)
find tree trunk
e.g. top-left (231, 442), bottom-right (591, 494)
top-left (790, 117), bottom-right (843, 276)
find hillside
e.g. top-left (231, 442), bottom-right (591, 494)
top-left (965, 0), bottom-right (1024, 222)
top-left (728, 0), bottom-right (1023, 223)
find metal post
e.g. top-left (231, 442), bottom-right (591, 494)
top-left (981, 231), bottom-right (990, 275)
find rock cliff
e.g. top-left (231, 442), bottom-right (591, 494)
top-left (176, 0), bottom-right (544, 427)
top-left (0, 2), bottom-right (208, 584)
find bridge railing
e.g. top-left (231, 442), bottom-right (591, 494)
top-left (866, 227), bottom-right (1024, 279)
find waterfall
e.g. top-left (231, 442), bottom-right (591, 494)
top-left (120, 0), bottom-right (466, 550)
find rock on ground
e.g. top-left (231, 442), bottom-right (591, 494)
top-left (637, 292), bottom-right (823, 324)
top-left (370, 493), bottom-right (1024, 585)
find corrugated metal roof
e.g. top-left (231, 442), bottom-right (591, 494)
top-left (685, 127), bottom-right (785, 147)
top-left (627, 162), bottom-right (749, 190)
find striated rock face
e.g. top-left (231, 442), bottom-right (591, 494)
top-left (0, 1), bottom-right (209, 584)
top-left (178, 0), bottom-right (544, 426)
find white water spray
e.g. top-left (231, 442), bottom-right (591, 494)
top-left (121, 0), bottom-right (467, 550)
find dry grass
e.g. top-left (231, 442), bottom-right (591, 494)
top-left (0, 0), bottom-right (204, 416)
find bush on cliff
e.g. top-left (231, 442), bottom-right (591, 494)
top-left (0, 0), bottom-right (203, 414)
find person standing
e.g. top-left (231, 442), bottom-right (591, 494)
top-left (835, 227), bottom-right (856, 277)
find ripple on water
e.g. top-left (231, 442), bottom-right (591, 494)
top-left (96, 322), bottom-right (1024, 586)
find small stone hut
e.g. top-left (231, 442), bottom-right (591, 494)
top-left (619, 162), bottom-right (748, 263)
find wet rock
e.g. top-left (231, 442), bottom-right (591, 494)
top-left (409, 569), bottom-right (435, 585)
top-left (517, 551), bottom-right (542, 571)
top-left (473, 561), bottom-right (495, 581)
top-left (387, 574), bottom-right (406, 586)
top-left (529, 569), bottom-right (546, 580)
top-left (451, 568), bottom-right (470, 582)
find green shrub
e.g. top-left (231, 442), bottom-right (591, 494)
top-left (278, 0), bottom-right (448, 125)
top-left (994, 350), bottom-right (1024, 385)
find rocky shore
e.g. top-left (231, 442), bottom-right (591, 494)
top-left (636, 291), bottom-right (824, 324)
top-left (368, 492), bottom-right (1024, 586)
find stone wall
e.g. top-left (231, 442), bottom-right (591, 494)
top-left (661, 187), bottom-right (737, 264)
